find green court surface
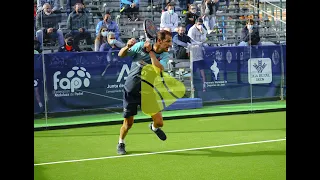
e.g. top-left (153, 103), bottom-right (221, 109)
top-left (34, 100), bottom-right (286, 128)
top-left (34, 111), bottom-right (286, 180)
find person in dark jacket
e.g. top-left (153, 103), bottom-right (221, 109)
top-left (185, 4), bottom-right (199, 33)
top-left (35, 3), bottom-right (64, 47)
top-left (172, 26), bottom-right (191, 59)
top-left (239, 19), bottom-right (261, 46)
top-left (58, 36), bottom-right (81, 52)
top-left (66, 2), bottom-right (93, 49)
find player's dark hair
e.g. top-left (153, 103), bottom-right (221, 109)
top-left (156, 30), bottom-right (172, 42)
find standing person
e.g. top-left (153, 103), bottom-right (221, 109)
top-left (188, 18), bottom-right (207, 92)
top-left (117, 30), bottom-right (173, 155)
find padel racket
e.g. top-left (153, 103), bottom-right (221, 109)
top-left (142, 19), bottom-right (179, 99)
top-left (143, 18), bottom-right (158, 42)
top-left (101, 63), bottom-right (111, 77)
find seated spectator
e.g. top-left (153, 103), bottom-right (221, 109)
top-left (181, 0), bottom-right (195, 13)
top-left (94, 27), bottom-right (109, 52)
top-left (37, 0), bottom-right (61, 13)
top-left (160, 2), bottom-right (179, 37)
top-left (238, 19), bottom-right (261, 46)
top-left (66, 2), bottom-right (93, 50)
top-left (172, 26), bottom-right (191, 59)
top-left (99, 32), bottom-right (125, 52)
top-left (95, 11), bottom-right (120, 40)
top-left (58, 36), bottom-right (81, 52)
top-left (187, 18), bottom-right (207, 92)
top-left (35, 3), bottom-right (64, 47)
top-left (185, 4), bottom-right (199, 33)
top-left (65, 0), bottom-right (84, 15)
top-left (120, 0), bottom-right (140, 21)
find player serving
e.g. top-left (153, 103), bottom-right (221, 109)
top-left (117, 30), bottom-right (173, 155)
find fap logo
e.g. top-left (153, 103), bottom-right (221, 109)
top-left (53, 66), bottom-right (91, 97)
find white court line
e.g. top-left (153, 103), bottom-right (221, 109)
top-left (76, 90), bottom-right (122, 101)
top-left (34, 138), bottom-right (286, 166)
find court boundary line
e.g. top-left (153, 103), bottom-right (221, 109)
top-left (34, 138), bottom-right (286, 166)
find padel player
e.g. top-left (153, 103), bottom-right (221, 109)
top-left (117, 30), bottom-right (172, 155)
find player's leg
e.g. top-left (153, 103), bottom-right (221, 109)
top-left (119, 116), bottom-right (134, 143)
top-left (141, 83), bottom-right (167, 141)
top-left (151, 112), bottom-right (163, 128)
top-left (149, 111), bottom-right (167, 141)
top-left (117, 90), bottom-right (139, 155)
top-left (117, 115), bottom-right (134, 155)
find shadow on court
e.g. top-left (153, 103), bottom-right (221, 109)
top-left (126, 149), bottom-right (286, 157)
top-left (34, 128), bottom-right (286, 138)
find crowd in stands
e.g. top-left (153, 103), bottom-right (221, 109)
top-left (34, 0), bottom-right (274, 56)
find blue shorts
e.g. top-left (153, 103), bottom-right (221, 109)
top-left (123, 87), bottom-right (141, 118)
top-left (122, 84), bottom-right (161, 118)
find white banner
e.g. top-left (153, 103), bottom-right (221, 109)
top-left (248, 58), bottom-right (272, 84)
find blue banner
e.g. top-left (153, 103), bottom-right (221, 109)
top-left (282, 45), bottom-right (286, 96)
top-left (193, 45), bottom-right (285, 102)
top-left (34, 45), bottom-right (286, 114)
top-left (34, 55), bottom-right (44, 114)
top-left (44, 51), bottom-right (132, 113)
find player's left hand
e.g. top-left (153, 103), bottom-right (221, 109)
top-left (126, 38), bottom-right (136, 48)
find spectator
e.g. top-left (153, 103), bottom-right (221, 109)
top-left (187, 18), bottom-right (207, 92)
top-left (181, 0), bottom-right (195, 13)
top-left (172, 26), bottom-right (191, 59)
top-left (37, 0), bottom-right (61, 13)
top-left (95, 11), bottom-right (120, 40)
top-left (65, 0), bottom-right (84, 15)
top-left (94, 27), bottom-right (109, 52)
top-left (99, 32), bottom-right (125, 52)
top-left (58, 36), bottom-right (81, 52)
top-left (239, 19), bottom-right (261, 46)
top-left (66, 2), bottom-right (93, 49)
top-left (120, 0), bottom-right (140, 21)
top-left (201, 0), bottom-right (218, 34)
top-left (160, 2), bottom-right (179, 37)
top-left (185, 4), bottom-right (199, 33)
top-left (35, 3), bottom-right (64, 47)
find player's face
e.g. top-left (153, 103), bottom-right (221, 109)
top-left (158, 35), bottom-right (172, 52)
